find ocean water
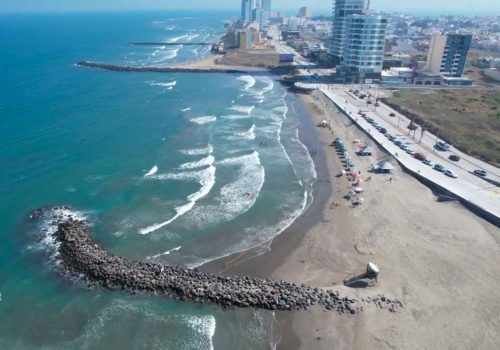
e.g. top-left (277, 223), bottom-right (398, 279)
top-left (0, 11), bottom-right (316, 349)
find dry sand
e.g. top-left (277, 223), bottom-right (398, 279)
top-left (273, 90), bottom-right (500, 350)
top-left (202, 88), bottom-right (500, 349)
top-left (167, 54), bottom-right (268, 72)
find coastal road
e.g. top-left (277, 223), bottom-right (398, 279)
top-left (319, 86), bottom-right (500, 224)
top-left (347, 88), bottom-right (500, 184)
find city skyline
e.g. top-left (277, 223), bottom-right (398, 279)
top-left (0, 0), bottom-right (497, 15)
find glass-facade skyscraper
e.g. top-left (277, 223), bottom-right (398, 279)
top-left (331, 0), bottom-right (367, 62)
top-left (342, 14), bottom-right (388, 82)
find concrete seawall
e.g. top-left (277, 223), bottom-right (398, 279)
top-left (35, 208), bottom-right (402, 314)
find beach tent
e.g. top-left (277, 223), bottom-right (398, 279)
top-left (375, 161), bottom-right (395, 174)
top-left (358, 146), bottom-right (374, 156)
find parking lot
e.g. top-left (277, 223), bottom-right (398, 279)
top-left (320, 86), bottom-right (500, 223)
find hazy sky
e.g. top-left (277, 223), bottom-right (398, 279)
top-left (0, 0), bottom-right (497, 15)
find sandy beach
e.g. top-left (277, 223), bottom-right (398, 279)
top-left (212, 89), bottom-right (500, 349)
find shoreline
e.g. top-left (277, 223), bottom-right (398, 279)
top-left (200, 91), bottom-right (331, 277)
top-left (203, 87), bottom-right (500, 350)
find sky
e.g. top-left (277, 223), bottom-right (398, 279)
top-left (0, 0), bottom-right (497, 15)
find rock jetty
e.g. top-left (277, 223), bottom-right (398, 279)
top-left (77, 61), bottom-right (249, 74)
top-left (40, 208), bottom-right (402, 314)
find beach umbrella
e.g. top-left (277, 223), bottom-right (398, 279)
top-left (355, 187), bottom-right (364, 193)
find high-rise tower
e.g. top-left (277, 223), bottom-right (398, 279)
top-left (331, 0), bottom-right (368, 63)
top-left (425, 33), bottom-right (472, 77)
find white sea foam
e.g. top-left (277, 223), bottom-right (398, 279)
top-left (68, 299), bottom-right (215, 350)
top-left (217, 151), bottom-right (264, 216)
top-left (28, 208), bottom-right (89, 263)
top-left (144, 165), bottom-right (158, 177)
top-left (186, 33), bottom-right (200, 42)
top-left (150, 80), bottom-right (177, 88)
top-left (220, 114), bottom-right (251, 120)
top-left (250, 76), bottom-right (275, 96)
top-left (228, 105), bottom-right (255, 114)
top-left (190, 115), bottom-right (217, 125)
top-left (186, 315), bottom-right (216, 350)
top-left (168, 34), bottom-right (188, 43)
top-left (273, 105), bottom-right (288, 115)
top-left (139, 162), bottom-right (216, 235)
top-left (180, 144), bottom-right (213, 155)
top-left (237, 75), bottom-right (256, 90)
top-left (260, 76), bottom-right (275, 94)
top-left (188, 191), bottom-right (308, 270)
top-left (150, 246), bottom-right (182, 259)
top-left (236, 124), bottom-right (256, 140)
top-left (179, 155), bottom-right (215, 170)
top-left (181, 107), bottom-right (191, 112)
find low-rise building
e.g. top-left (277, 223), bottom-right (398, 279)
top-left (413, 71), bottom-right (443, 86)
top-left (381, 67), bottom-right (414, 85)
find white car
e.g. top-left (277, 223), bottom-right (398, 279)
top-left (445, 170), bottom-right (458, 178)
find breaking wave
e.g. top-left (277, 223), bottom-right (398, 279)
top-left (190, 115), bottom-right (217, 125)
top-left (140, 158), bottom-right (216, 235)
top-left (237, 75), bottom-right (256, 90)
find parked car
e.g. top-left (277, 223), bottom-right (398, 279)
top-left (474, 169), bottom-right (487, 177)
top-left (449, 154), bottom-right (461, 162)
top-left (406, 149), bottom-right (416, 156)
top-left (433, 164), bottom-right (446, 172)
top-left (348, 89), bottom-right (354, 92)
top-left (379, 127), bottom-right (387, 134)
top-left (375, 102), bottom-right (380, 107)
top-left (389, 113), bottom-right (396, 117)
top-left (367, 100), bottom-right (373, 105)
top-left (399, 143), bottom-right (409, 151)
top-left (423, 159), bottom-right (434, 166)
top-left (414, 152), bottom-right (427, 161)
top-left (389, 135), bottom-right (397, 142)
top-left (394, 140), bottom-right (402, 146)
top-left (367, 118), bottom-right (374, 124)
top-left (445, 170), bottom-right (458, 178)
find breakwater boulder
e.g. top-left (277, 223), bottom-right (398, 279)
top-left (37, 208), bottom-right (402, 314)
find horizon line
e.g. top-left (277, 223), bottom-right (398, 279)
top-left (0, 7), bottom-right (496, 17)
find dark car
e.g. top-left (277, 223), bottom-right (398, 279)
top-left (367, 100), bottom-right (373, 104)
top-left (449, 154), bottom-right (460, 162)
top-left (389, 113), bottom-right (396, 117)
top-left (474, 169), bottom-right (487, 177)
top-left (433, 164), bottom-right (446, 172)
top-left (379, 128), bottom-right (387, 134)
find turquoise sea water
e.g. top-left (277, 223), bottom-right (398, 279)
top-left (0, 11), bottom-right (316, 349)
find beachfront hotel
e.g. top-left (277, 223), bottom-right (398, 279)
top-left (331, 0), bottom-right (368, 63)
top-left (331, 0), bottom-right (388, 83)
top-left (341, 14), bottom-right (388, 83)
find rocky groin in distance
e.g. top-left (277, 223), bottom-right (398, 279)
top-left (77, 61), bottom-right (249, 74)
top-left (38, 208), bottom-right (402, 314)
top-left (130, 42), bottom-right (212, 46)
